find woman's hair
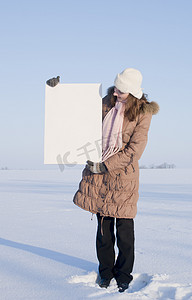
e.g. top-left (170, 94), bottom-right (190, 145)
top-left (110, 89), bottom-right (149, 122)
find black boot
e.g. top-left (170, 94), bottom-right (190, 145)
top-left (97, 277), bottom-right (111, 288)
top-left (117, 282), bottom-right (129, 293)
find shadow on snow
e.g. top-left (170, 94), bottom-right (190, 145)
top-left (0, 237), bottom-right (97, 272)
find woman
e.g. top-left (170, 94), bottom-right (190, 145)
top-left (46, 68), bottom-right (159, 293)
top-left (73, 68), bottom-right (159, 293)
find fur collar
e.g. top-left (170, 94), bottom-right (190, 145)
top-left (106, 86), bottom-right (159, 115)
top-left (142, 100), bottom-right (159, 115)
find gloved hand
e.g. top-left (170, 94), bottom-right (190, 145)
top-left (86, 160), bottom-right (108, 174)
top-left (46, 76), bottom-right (60, 87)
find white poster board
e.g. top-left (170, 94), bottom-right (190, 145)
top-left (44, 83), bottom-right (102, 165)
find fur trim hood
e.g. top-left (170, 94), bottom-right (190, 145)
top-left (141, 100), bottom-right (159, 115)
top-left (107, 86), bottom-right (159, 115)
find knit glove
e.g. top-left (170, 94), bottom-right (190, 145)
top-left (46, 76), bottom-right (60, 87)
top-left (86, 160), bottom-right (108, 174)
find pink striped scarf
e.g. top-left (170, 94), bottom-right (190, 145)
top-left (102, 100), bottom-right (126, 161)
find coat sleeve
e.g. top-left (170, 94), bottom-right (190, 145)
top-left (104, 113), bottom-right (152, 172)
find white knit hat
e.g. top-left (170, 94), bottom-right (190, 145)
top-left (114, 68), bottom-right (143, 99)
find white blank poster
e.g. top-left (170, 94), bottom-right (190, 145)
top-left (44, 83), bottom-right (102, 165)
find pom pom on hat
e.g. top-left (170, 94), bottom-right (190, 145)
top-left (114, 68), bottom-right (143, 99)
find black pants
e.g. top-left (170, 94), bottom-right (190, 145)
top-left (96, 213), bottom-right (134, 284)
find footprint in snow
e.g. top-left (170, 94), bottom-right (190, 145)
top-left (68, 272), bottom-right (192, 299)
top-left (127, 273), bottom-right (152, 293)
top-left (68, 272), bottom-right (152, 295)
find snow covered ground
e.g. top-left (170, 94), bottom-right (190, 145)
top-left (0, 167), bottom-right (192, 300)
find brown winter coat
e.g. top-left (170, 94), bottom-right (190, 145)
top-left (73, 88), bottom-right (159, 218)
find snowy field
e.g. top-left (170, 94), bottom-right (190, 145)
top-left (0, 167), bottom-right (192, 300)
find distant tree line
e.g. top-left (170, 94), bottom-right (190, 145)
top-left (140, 162), bottom-right (176, 169)
top-left (0, 163), bottom-right (176, 170)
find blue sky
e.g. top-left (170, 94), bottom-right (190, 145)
top-left (0, 0), bottom-right (192, 169)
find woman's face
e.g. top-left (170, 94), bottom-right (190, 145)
top-left (113, 87), bottom-right (129, 102)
